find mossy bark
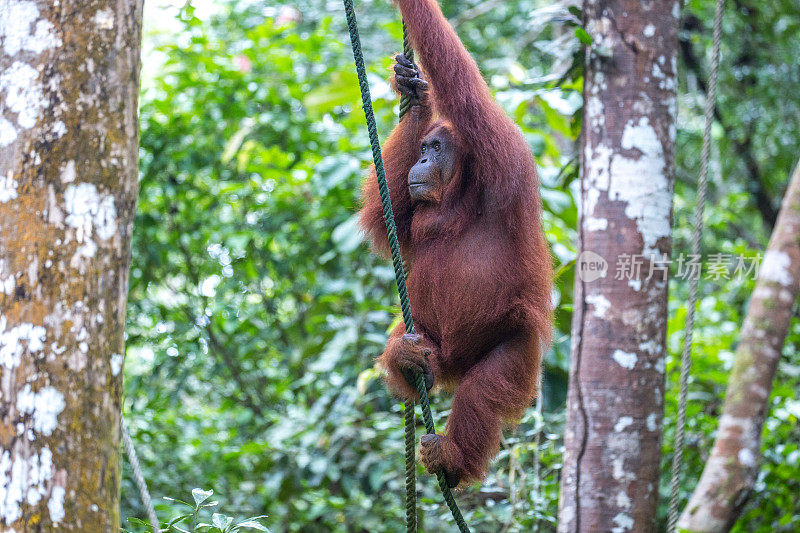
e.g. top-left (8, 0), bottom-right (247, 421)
top-left (0, 1), bottom-right (142, 530)
top-left (678, 162), bottom-right (800, 532)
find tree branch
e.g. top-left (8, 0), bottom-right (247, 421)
top-left (678, 160), bottom-right (800, 531)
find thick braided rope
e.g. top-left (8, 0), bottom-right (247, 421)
top-left (122, 419), bottom-right (161, 533)
top-left (404, 401), bottom-right (416, 531)
top-left (667, 0), bottom-right (724, 529)
top-left (341, 1), bottom-right (469, 530)
top-left (398, 21), bottom-right (414, 120)
top-left (399, 20), bottom-right (417, 533)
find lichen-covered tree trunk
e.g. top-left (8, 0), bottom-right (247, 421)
top-left (678, 162), bottom-right (800, 532)
top-left (0, 1), bottom-right (142, 530)
top-left (558, 1), bottom-right (679, 531)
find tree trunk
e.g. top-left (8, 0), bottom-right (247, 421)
top-left (558, 1), bottom-right (678, 531)
top-left (678, 162), bottom-right (800, 532)
top-left (0, 1), bottom-right (142, 530)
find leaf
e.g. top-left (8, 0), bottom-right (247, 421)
top-left (233, 519), bottom-right (269, 531)
top-left (574, 27), bottom-right (592, 45)
top-left (221, 118), bottom-right (255, 164)
top-left (192, 488), bottom-right (214, 506)
top-left (213, 513), bottom-right (234, 530)
top-left (163, 497), bottom-right (194, 509)
top-left (303, 71), bottom-right (360, 114)
top-left (167, 514), bottom-right (192, 526)
top-left (126, 517), bottom-right (156, 532)
top-left (554, 259), bottom-right (576, 282)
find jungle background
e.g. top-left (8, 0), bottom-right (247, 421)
top-left (122, 0), bottom-right (800, 531)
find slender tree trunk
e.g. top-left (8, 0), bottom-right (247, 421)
top-left (558, 1), bottom-right (679, 531)
top-left (0, 1), bottom-right (142, 530)
top-left (678, 162), bottom-right (800, 532)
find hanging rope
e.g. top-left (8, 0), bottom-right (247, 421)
top-left (122, 419), bottom-right (161, 533)
top-left (667, 0), bottom-right (725, 529)
top-left (397, 21), bottom-right (418, 532)
top-left (341, 0), bottom-right (469, 531)
top-left (398, 21), bottom-right (414, 121)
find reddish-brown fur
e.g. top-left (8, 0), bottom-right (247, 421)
top-left (359, 0), bottom-right (553, 485)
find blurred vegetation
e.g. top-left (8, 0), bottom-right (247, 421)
top-left (123, 0), bottom-right (800, 531)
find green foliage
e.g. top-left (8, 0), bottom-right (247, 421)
top-left (124, 0), bottom-right (800, 531)
top-left (126, 1), bottom-right (578, 531)
top-left (662, 1), bottom-right (800, 530)
top-left (126, 489), bottom-right (269, 533)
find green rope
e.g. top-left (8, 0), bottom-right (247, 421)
top-left (341, 0), bottom-right (469, 531)
top-left (398, 18), bottom-right (417, 533)
top-left (398, 21), bottom-right (414, 120)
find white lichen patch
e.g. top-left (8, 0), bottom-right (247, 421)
top-left (584, 142), bottom-right (614, 215)
top-left (608, 431), bottom-right (639, 484)
top-left (615, 490), bottom-right (632, 509)
top-left (638, 339), bottom-right (660, 355)
top-left (110, 353), bottom-right (123, 376)
top-left (612, 349), bottom-right (637, 369)
top-left (0, 0), bottom-right (61, 56)
top-left (16, 385), bottom-right (65, 436)
top-left (0, 117), bottom-right (17, 147)
top-left (587, 17), bottom-right (615, 53)
top-left (0, 260), bottom-right (13, 295)
top-left (1, 275), bottom-right (13, 295)
top-left (51, 120), bottom-right (66, 139)
top-left (560, 504), bottom-right (575, 526)
top-left (586, 293), bottom-right (611, 318)
top-left (614, 416), bottom-right (633, 432)
top-left (652, 63), bottom-right (664, 80)
top-left (26, 258), bottom-right (37, 288)
top-left (658, 72), bottom-right (676, 92)
top-left (0, 317), bottom-right (46, 369)
top-left (0, 171), bottom-right (18, 203)
top-left (586, 95), bottom-right (605, 132)
top-left (585, 216), bottom-right (608, 232)
top-left (93, 8), bottom-right (115, 30)
top-left (608, 117), bottom-right (672, 256)
top-left (0, 446), bottom-right (54, 524)
top-left (48, 485), bottom-right (65, 524)
top-left (63, 182), bottom-right (118, 258)
top-left (643, 24), bottom-right (655, 37)
top-left (646, 412), bottom-right (658, 431)
top-left (760, 250), bottom-right (793, 286)
top-left (46, 185), bottom-right (64, 227)
top-left (94, 196), bottom-right (117, 240)
top-left (0, 61), bottom-right (45, 130)
top-left (612, 512), bottom-right (635, 532)
top-left (59, 161), bottom-right (76, 184)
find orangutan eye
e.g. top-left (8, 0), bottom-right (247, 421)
top-left (433, 141), bottom-right (441, 151)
